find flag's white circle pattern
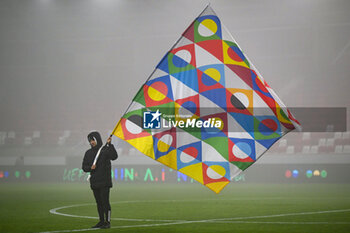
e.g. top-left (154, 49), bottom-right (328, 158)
top-left (207, 165), bottom-right (225, 179)
top-left (232, 143), bottom-right (250, 159)
top-left (180, 151), bottom-right (196, 163)
top-left (159, 134), bottom-right (173, 144)
top-left (198, 19), bottom-right (217, 37)
top-left (233, 92), bottom-right (249, 108)
top-left (174, 50), bottom-right (192, 64)
top-left (125, 119), bottom-right (142, 135)
top-left (157, 134), bottom-right (173, 152)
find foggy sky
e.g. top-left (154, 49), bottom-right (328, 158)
top-left (0, 0), bottom-right (349, 131)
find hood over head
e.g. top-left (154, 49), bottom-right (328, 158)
top-left (87, 131), bottom-right (103, 149)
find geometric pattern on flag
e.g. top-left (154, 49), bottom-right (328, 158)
top-left (177, 141), bottom-right (202, 170)
top-left (113, 5), bottom-right (301, 193)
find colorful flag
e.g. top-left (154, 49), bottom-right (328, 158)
top-left (113, 5), bottom-right (301, 193)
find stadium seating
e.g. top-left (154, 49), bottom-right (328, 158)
top-left (0, 128), bottom-right (349, 156)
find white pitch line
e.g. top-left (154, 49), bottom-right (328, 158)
top-left (49, 202), bottom-right (182, 222)
top-left (208, 208), bottom-right (350, 222)
top-left (213, 221), bottom-right (350, 225)
top-left (42, 206), bottom-right (350, 233)
top-left (39, 228), bottom-right (99, 233)
top-left (49, 198), bottom-right (285, 222)
top-left (38, 220), bottom-right (210, 233)
top-left (38, 217), bottom-right (350, 233)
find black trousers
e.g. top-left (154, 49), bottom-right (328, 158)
top-left (92, 187), bottom-right (111, 222)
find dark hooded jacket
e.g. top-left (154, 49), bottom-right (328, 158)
top-left (82, 131), bottom-right (118, 189)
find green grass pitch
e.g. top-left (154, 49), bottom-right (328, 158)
top-left (0, 183), bottom-right (349, 233)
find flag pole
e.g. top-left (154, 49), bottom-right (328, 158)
top-left (87, 123), bottom-right (119, 182)
top-left (109, 118), bottom-right (121, 138)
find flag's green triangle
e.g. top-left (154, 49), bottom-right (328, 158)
top-left (123, 108), bottom-right (144, 119)
top-left (148, 101), bottom-right (176, 122)
top-left (253, 117), bottom-right (281, 140)
top-left (204, 137), bottom-right (229, 161)
top-left (178, 123), bottom-right (202, 141)
top-left (231, 161), bottom-right (254, 170)
top-left (168, 53), bottom-right (196, 75)
top-left (133, 89), bottom-right (146, 106)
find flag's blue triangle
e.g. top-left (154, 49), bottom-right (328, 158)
top-left (156, 54), bottom-right (169, 74)
top-left (145, 75), bottom-right (174, 101)
top-left (256, 137), bottom-right (280, 149)
top-left (229, 112), bottom-right (255, 138)
top-left (201, 88), bottom-right (227, 111)
top-left (197, 64), bottom-right (226, 87)
top-left (171, 69), bottom-right (199, 92)
top-left (229, 137), bottom-right (256, 160)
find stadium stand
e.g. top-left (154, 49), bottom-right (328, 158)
top-left (0, 129), bottom-right (350, 157)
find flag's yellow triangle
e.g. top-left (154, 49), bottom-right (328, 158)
top-left (126, 135), bottom-right (155, 159)
top-left (206, 181), bottom-right (230, 194)
top-left (156, 150), bottom-right (177, 170)
top-left (222, 41), bottom-right (249, 68)
top-left (113, 122), bottom-right (124, 140)
top-left (179, 162), bottom-right (204, 184)
top-left (157, 140), bottom-right (172, 153)
top-left (275, 103), bottom-right (292, 125)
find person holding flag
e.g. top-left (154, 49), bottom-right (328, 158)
top-left (82, 131), bottom-right (118, 229)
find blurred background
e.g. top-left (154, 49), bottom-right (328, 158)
top-left (0, 0), bottom-right (349, 184)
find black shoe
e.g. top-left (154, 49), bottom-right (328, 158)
top-left (92, 221), bottom-right (105, 228)
top-left (101, 221), bottom-right (110, 229)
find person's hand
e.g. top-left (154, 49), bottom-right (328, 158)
top-left (107, 136), bottom-right (112, 144)
top-left (91, 164), bottom-right (96, 170)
